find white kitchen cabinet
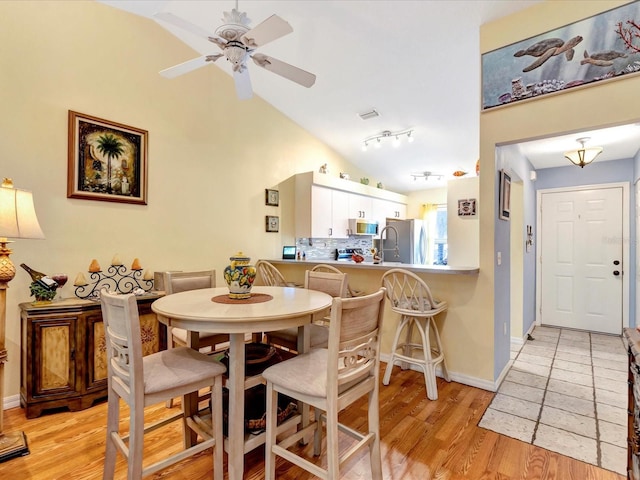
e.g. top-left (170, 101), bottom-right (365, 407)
top-left (348, 193), bottom-right (373, 220)
top-left (293, 171), bottom-right (407, 239)
top-left (372, 198), bottom-right (407, 227)
top-left (297, 185), bottom-right (349, 238)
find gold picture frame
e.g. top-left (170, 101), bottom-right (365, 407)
top-left (67, 111), bottom-right (148, 205)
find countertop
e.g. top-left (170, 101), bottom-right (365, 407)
top-left (266, 259), bottom-right (479, 275)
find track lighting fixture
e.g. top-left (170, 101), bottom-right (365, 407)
top-left (362, 129), bottom-right (414, 151)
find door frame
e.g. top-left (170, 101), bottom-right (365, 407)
top-left (535, 182), bottom-right (630, 331)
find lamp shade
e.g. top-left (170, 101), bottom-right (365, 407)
top-left (564, 147), bottom-right (603, 168)
top-left (0, 178), bottom-right (45, 240)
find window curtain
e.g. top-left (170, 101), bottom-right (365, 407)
top-left (421, 203), bottom-right (438, 265)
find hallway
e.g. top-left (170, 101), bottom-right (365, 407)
top-left (479, 326), bottom-right (627, 475)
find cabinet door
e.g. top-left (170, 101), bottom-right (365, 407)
top-left (331, 190), bottom-right (350, 238)
top-left (311, 186), bottom-right (333, 237)
top-left (349, 193), bottom-right (373, 219)
top-left (33, 317), bottom-right (78, 397)
top-left (372, 198), bottom-right (407, 227)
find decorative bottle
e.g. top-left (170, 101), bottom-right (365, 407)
top-left (223, 252), bottom-right (256, 300)
top-left (20, 263), bottom-right (46, 281)
top-left (21, 263), bottom-right (57, 290)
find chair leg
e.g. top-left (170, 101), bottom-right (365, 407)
top-left (401, 318), bottom-right (415, 370)
top-left (212, 376), bottom-right (224, 480)
top-left (382, 316), bottom-right (408, 385)
top-left (325, 401), bottom-right (340, 480)
top-left (430, 317), bottom-right (450, 382)
top-left (265, 383), bottom-right (278, 480)
top-left (103, 392), bottom-right (119, 480)
top-left (368, 386), bottom-right (383, 480)
top-left (313, 409), bottom-right (323, 456)
top-left (416, 318), bottom-right (438, 400)
top-left (127, 400), bottom-right (145, 480)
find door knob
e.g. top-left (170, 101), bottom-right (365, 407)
top-left (613, 260), bottom-right (620, 265)
top-left (613, 270), bottom-right (620, 276)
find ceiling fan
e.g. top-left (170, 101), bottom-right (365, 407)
top-left (155, 3), bottom-right (316, 100)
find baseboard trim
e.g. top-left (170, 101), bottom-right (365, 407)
top-left (3, 394), bottom-right (20, 410)
top-left (379, 353), bottom-right (499, 392)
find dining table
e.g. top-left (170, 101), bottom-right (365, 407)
top-left (151, 285), bottom-right (332, 480)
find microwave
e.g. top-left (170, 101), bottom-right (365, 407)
top-left (348, 218), bottom-right (379, 235)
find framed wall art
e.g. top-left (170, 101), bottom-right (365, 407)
top-left (482, 2), bottom-right (640, 110)
top-left (458, 198), bottom-right (477, 217)
top-left (499, 170), bottom-right (511, 221)
top-left (265, 188), bottom-right (279, 206)
top-left (266, 215), bottom-right (279, 232)
top-left (67, 111), bottom-right (148, 205)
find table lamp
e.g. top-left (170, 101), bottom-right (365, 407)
top-left (0, 178), bottom-right (45, 462)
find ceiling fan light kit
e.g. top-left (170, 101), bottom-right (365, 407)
top-left (362, 129), bottom-right (414, 151)
top-left (155, 4), bottom-right (316, 100)
top-left (564, 137), bottom-right (603, 168)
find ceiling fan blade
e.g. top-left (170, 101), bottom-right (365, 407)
top-left (251, 53), bottom-right (316, 88)
top-left (159, 56), bottom-right (217, 79)
top-left (153, 12), bottom-right (213, 40)
top-left (241, 15), bottom-right (293, 48)
top-left (234, 69), bottom-right (253, 100)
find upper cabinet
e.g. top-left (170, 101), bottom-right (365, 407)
top-left (293, 172), bottom-right (407, 238)
top-left (371, 198), bottom-right (406, 226)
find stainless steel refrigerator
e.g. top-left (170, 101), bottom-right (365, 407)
top-left (382, 218), bottom-right (427, 265)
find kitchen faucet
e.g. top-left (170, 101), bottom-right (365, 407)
top-left (378, 225), bottom-right (400, 263)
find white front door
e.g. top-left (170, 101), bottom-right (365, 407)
top-left (540, 187), bottom-right (623, 334)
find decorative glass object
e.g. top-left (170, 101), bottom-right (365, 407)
top-left (224, 252), bottom-right (256, 299)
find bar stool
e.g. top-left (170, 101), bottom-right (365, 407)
top-left (381, 268), bottom-right (449, 400)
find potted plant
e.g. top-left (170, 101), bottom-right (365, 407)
top-left (29, 281), bottom-right (57, 304)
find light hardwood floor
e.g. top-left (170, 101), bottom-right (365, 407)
top-left (0, 366), bottom-right (625, 479)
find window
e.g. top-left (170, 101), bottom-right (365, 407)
top-left (423, 203), bottom-right (447, 265)
top-left (433, 205), bottom-right (447, 265)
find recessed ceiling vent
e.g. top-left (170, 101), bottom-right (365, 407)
top-left (358, 109), bottom-right (379, 120)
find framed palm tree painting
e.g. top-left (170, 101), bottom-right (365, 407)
top-left (67, 111), bottom-right (148, 204)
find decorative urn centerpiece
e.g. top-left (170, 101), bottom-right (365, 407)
top-left (223, 252), bottom-right (256, 299)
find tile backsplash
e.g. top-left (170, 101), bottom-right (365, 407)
top-left (295, 237), bottom-right (374, 261)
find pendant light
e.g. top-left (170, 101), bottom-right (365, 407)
top-left (564, 137), bottom-right (603, 168)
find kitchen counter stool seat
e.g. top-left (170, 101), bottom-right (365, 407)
top-left (100, 290), bottom-right (226, 480)
top-left (381, 268), bottom-right (449, 400)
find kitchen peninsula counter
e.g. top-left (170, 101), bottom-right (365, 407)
top-left (262, 259), bottom-right (486, 390)
top-left (266, 259), bottom-right (479, 275)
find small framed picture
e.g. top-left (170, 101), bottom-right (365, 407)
top-left (499, 170), bottom-right (511, 221)
top-left (266, 215), bottom-right (279, 232)
top-left (458, 198), bottom-right (477, 217)
top-left (265, 189), bottom-right (279, 206)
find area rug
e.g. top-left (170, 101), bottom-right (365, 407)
top-left (478, 326), bottom-right (627, 475)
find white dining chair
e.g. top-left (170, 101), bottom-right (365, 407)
top-left (164, 270), bottom-right (230, 352)
top-left (255, 259), bottom-right (289, 287)
top-left (163, 270), bottom-right (230, 408)
top-left (262, 288), bottom-right (386, 479)
top-left (381, 268), bottom-right (449, 400)
top-left (264, 268), bottom-right (348, 351)
top-left (99, 289), bottom-right (225, 480)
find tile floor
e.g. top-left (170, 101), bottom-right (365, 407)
top-left (479, 325), bottom-right (628, 475)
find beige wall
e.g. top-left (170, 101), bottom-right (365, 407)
top-left (447, 176), bottom-right (479, 267)
top-left (0, 0), bottom-right (376, 401)
top-left (480, 0), bottom-right (640, 379)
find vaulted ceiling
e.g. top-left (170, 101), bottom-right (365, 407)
top-left (99, 0), bottom-right (640, 193)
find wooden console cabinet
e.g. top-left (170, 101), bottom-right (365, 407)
top-left (20, 295), bottom-right (165, 418)
top-left (625, 328), bottom-right (640, 480)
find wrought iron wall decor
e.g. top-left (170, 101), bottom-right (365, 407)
top-left (74, 256), bottom-right (154, 299)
